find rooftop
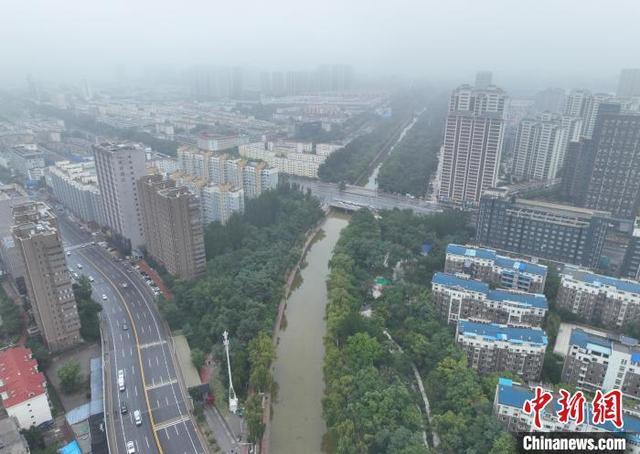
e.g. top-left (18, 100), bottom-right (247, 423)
top-left (0, 346), bottom-right (47, 408)
top-left (447, 244), bottom-right (548, 276)
top-left (432, 272), bottom-right (548, 309)
top-left (562, 266), bottom-right (640, 295)
top-left (457, 320), bottom-right (548, 346)
top-left (496, 377), bottom-right (640, 433)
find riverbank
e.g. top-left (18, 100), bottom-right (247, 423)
top-left (263, 212), bottom-right (349, 454)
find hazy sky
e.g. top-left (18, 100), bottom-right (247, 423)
top-left (2, 0), bottom-right (639, 90)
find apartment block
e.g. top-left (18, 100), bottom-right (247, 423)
top-left (239, 141), bottom-right (334, 179)
top-left (45, 160), bottom-right (106, 226)
top-left (583, 107), bottom-right (640, 219)
top-left (432, 273), bottom-right (548, 327)
top-left (202, 184), bottom-right (244, 224)
top-left (564, 89), bottom-right (611, 139)
top-left (197, 132), bottom-right (249, 152)
top-left (476, 190), bottom-right (610, 268)
top-left (455, 320), bottom-right (547, 381)
top-left (494, 377), bottom-right (640, 444)
top-left (445, 244), bottom-right (548, 293)
top-left (11, 202), bottom-right (81, 351)
top-left (0, 347), bottom-right (53, 429)
top-left (438, 84), bottom-right (506, 205)
top-left (561, 328), bottom-right (640, 402)
top-left (137, 175), bottom-right (206, 280)
top-left (93, 143), bottom-right (146, 251)
top-left (556, 266), bottom-right (640, 330)
top-left (512, 113), bottom-right (581, 181)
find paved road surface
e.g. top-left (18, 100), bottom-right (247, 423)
top-left (58, 215), bottom-right (206, 454)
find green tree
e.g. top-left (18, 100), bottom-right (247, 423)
top-left (73, 277), bottom-right (102, 342)
top-left (489, 432), bottom-right (517, 454)
top-left (58, 360), bottom-right (83, 394)
top-left (191, 348), bottom-right (205, 370)
top-left (245, 394), bottom-right (265, 444)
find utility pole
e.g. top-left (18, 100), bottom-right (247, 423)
top-left (223, 330), bottom-right (239, 414)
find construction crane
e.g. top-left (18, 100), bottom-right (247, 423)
top-left (222, 330), bottom-right (239, 414)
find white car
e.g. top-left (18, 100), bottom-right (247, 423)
top-left (66, 251), bottom-right (71, 256)
top-left (126, 441), bottom-right (136, 453)
top-left (76, 263), bottom-right (83, 269)
top-left (102, 294), bottom-right (107, 301)
top-left (89, 276), bottom-right (95, 282)
top-left (133, 409), bottom-right (142, 426)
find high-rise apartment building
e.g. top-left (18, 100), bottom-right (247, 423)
top-left (474, 71), bottom-right (493, 89)
top-left (512, 113), bottom-right (581, 181)
top-left (93, 143), bottom-right (146, 251)
top-left (564, 89), bottom-right (611, 139)
top-left (12, 202), bottom-right (80, 351)
top-left (617, 68), bottom-right (640, 99)
top-left (438, 84), bottom-right (506, 205)
top-left (137, 175), bottom-right (206, 280)
top-left (584, 107), bottom-right (640, 219)
top-left (476, 189), bottom-right (610, 268)
top-left (455, 320), bottom-right (547, 381)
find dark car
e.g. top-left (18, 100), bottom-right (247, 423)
top-left (120, 401), bottom-right (128, 414)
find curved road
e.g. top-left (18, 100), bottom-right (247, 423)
top-left (58, 214), bottom-right (206, 454)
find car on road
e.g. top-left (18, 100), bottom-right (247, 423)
top-left (66, 251), bottom-right (71, 256)
top-left (126, 441), bottom-right (136, 454)
top-left (118, 370), bottom-right (125, 391)
top-left (133, 409), bottom-right (142, 426)
top-left (121, 282), bottom-right (128, 288)
top-left (89, 276), bottom-right (94, 282)
top-left (102, 294), bottom-right (107, 301)
top-left (72, 272), bottom-right (79, 280)
top-left (122, 322), bottom-right (128, 331)
top-left (76, 263), bottom-right (83, 269)
top-left (120, 401), bottom-right (128, 414)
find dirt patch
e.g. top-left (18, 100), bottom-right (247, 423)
top-left (46, 343), bottom-right (100, 411)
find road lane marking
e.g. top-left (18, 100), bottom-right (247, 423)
top-left (153, 415), bottom-right (190, 432)
top-left (156, 356), bottom-right (159, 366)
top-left (79, 251), bottom-right (164, 454)
top-left (144, 379), bottom-right (177, 391)
top-left (135, 385), bottom-right (138, 397)
top-left (145, 436), bottom-right (150, 449)
top-left (139, 340), bottom-right (167, 349)
top-left (165, 428), bottom-right (170, 440)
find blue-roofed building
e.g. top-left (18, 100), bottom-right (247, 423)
top-left (557, 266), bottom-right (640, 329)
top-left (432, 272), bottom-right (548, 328)
top-left (562, 328), bottom-right (640, 403)
top-left (456, 320), bottom-right (547, 381)
top-left (445, 243), bottom-right (548, 293)
top-left (494, 378), bottom-right (640, 450)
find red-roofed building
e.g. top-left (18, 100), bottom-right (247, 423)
top-left (0, 346), bottom-right (52, 429)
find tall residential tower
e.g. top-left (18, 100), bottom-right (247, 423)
top-left (438, 84), bottom-right (506, 205)
top-left (93, 143), bottom-right (147, 252)
top-left (12, 202), bottom-right (80, 351)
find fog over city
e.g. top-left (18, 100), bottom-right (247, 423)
top-left (3, 0), bottom-right (640, 90)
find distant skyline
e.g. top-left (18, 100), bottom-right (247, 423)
top-left (2, 0), bottom-right (640, 92)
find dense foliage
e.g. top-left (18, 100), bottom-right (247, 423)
top-left (73, 275), bottom-right (103, 342)
top-left (322, 208), bottom-right (515, 453)
top-left (317, 117), bottom-right (406, 185)
top-left (161, 184), bottom-right (322, 440)
top-left (376, 102), bottom-right (446, 197)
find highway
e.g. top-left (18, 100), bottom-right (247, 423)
top-left (287, 176), bottom-right (442, 215)
top-left (57, 214), bottom-right (206, 454)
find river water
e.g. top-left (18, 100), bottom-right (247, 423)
top-left (364, 114), bottom-right (421, 190)
top-left (270, 214), bottom-right (349, 454)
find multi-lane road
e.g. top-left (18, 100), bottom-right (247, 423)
top-left (57, 214), bottom-right (206, 454)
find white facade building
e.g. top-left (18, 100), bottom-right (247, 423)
top-left (45, 160), bottom-right (106, 225)
top-left (93, 143), bottom-right (147, 250)
top-left (0, 347), bottom-right (53, 430)
top-left (202, 184), bottom-right (244, 224)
